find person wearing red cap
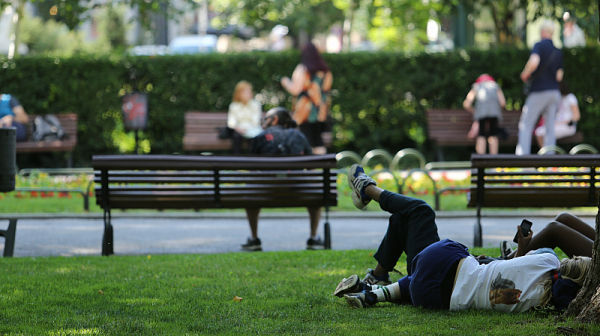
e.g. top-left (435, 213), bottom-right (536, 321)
top-left (462, 74), bottom-right (506, 154)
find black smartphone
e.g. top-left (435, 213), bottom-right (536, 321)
top-left (513, 219), bottom-right (533, 243)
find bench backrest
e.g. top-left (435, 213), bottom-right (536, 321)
top-left (183, 112), bottom-right (234, 151)
top-left (468, 154), bottom-right (600, 208)
top-left (92, 154), bottom-right (338, 210)
top-left (426, 109), bottom-right (521, 146)
top-left (426, 109), bottom-right (583, 147)
top-left (183, 111), bottom-right (333, 152)
top-left (16, 113), bottom-right (78, 152)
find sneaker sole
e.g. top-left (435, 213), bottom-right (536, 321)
top-left (333, 274), bottom-right (360, 297)
top-left (241, 246), bottom-right (262, 252)
top-left (344, 294), bottom-right (366, 308)
top-left (348, 164), bottom-right (369, 210)
top-left (306, 245), bottom-right (325, 250)
top-left (347, 164), bottom-right (361, 193)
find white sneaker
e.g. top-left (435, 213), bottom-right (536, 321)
top-left (347, 164), bottom-right (377, 210)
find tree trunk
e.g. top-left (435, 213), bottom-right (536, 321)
top-left (9, 0), bottom-right (25, 59)
top-left (565, 196), bottom-right (600, 322)
top-left (342, 0), bottom-right (355, 52)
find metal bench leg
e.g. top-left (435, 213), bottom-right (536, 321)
top-left (474, 207), bottom-right (483, 248)
top-left (323, 206), bottom-right (331, 250)
top-left (102, 210), bottom-right (114, 256)
top-left (0, 219), bottom-right (17, 257)
top-left (324, 222), bottom-right (331, 249)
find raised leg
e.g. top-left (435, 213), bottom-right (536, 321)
top-left (245, 208), bottom-right (261, 239)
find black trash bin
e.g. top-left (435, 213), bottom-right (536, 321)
top-left (0, 127), bottom-right (16, 192)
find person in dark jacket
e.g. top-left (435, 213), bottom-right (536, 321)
top-left (241, 107), bottom-right (324, 251)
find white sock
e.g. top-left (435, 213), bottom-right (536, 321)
top-left (372, 285), bottom-right (396, 303)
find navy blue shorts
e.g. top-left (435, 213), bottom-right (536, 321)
top-left (409, 239), bottom-right (470, 309)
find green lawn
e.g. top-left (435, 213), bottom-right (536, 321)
top-left (0, 248), bottom-right (595, 335)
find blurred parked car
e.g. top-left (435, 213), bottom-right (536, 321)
top-left (128, 45), bottom-right (171, 56)
top-left (168, 35), bottom-right (218, 54)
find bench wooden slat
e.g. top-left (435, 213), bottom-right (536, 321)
top-left (92, 154), bottom-right (338, 170)
top-left (470, 178), bottom-right (596, 184)
top-left (468, 186), bottom-right (597, 208)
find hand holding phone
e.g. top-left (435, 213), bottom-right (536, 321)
top-left (513, 219), bottom-right (533, 244)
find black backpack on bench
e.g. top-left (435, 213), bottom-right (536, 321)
top-left (33, 114), bottom-right (67, 142)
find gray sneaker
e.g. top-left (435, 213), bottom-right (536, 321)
top-left (333, 274), bottom-right (372, 297)
top-left (344, 290), bottom-right (378, 308)
top-left (347, 164), bottom-right (377, 210)
top-left (500, 240), bottom-right (512, 259)
top-left (362, 268), bottom-right (391, 286)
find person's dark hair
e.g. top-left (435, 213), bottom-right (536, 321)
top-left (301, 42), bottom-right (330, 75)
top-left (268, 107), bottom-right (297, 129)
top-left (559, 82), bottom-right (571, 96)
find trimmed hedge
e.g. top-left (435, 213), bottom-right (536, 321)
top-left (1, 47), bottom-right (598, 166)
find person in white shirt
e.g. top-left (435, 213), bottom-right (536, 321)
top-left (534, 83), bottom-right (580, 148)
top-left (227, 81), bottom-right (263, 154)
top-left (563, 14), bottom-right (586, 48)
top-left (334, 165), bottom-right (591, 312)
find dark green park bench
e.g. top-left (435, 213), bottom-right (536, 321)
top-left (468, 154), bottom-right (600, 247)
top-left (92, 154), bottom-right (338, 256)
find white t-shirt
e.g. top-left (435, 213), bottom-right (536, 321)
top-left (556, 93), bottom-right (578, 124)
top-left (450, 254), bottom-right (560, 312)
top-left (227, 100), bottom-right (263, 138)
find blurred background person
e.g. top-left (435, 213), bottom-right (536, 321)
top-left (516, 21), bottom-right (563, 155)
top-left (563, 13), bottom-right (586, 48)
top-left (281, 42), bottom-right (333, 155)
top-left (241, 107), bottom-right (324, 251)
top-left (535, 83), bottom-right (580, 147)
top-left (0, 94), bottom-right (29, 142)
top-left (463, 74), bottom-right (506, 154)
top-left (227, 81), bottom-right (263, 154)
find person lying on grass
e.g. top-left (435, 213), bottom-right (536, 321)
top-left (499, 212), bottom-right (594, 260)
top-left (334, 164), bottom-right (590, 312)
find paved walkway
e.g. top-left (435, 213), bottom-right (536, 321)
top-left (2, 210), bottom-right (596, 257)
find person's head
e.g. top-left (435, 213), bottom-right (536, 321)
top-left (559, 82), bottom-right (571, 97)
top-left (560, 256), bottom-right (592, 286)
top-left (262, 107), bottom-right (297, 129)
top-left (301, 42), bottom-right (330, 75)
top-left (540, 21), bottom-right (555, 39)
top-left (233, 81), bottom-right (253, 104)
top-left (563, 12), bottom-right (574, 28)
top-left (475, 74), bottom-right (495, 84)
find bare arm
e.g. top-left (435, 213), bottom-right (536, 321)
top-left (281, 64), bottom-right (306, 96)
top-left (556, 69), bottom-right (564, 82)
top-left (463, 89), bottom-right (475, 113)
top-left (520, 54), bottom-right (540, 82)
top-left (515, 225), bottom-right (534, 258)
top-left (12, 105), bottom-right (28, 123)
top-left (497, 88), bottom-right (506, 108)
top-left (571, 103), bottom-right (581, 122)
